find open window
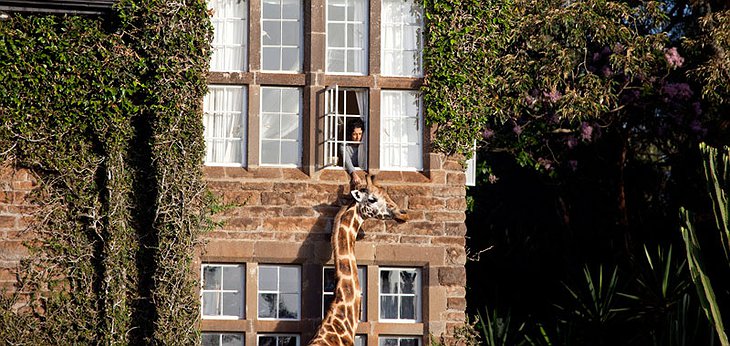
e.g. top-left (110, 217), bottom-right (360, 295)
top-left (323, 85), bottom-right (368, 170)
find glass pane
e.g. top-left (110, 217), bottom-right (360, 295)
top-left (380, 270), bottom-right (397, 293)
top-left (202, 333), bottom-right (219, 346)
top-left (281, 47), bottom-right (300, 71)
top-left (259, 336), bottom-right (277, 346)
top-left (262, 88), bottom-right (281, 113)
top-left (261, 114), bottom-right (281, 139)
top-left (380, 296), bottom-right (398, 319)
top-left (323, 295), bottom-right (334, 313)
top-left (407, 143), bottom-right (422, 169)
top-left (263, 21), bottom-right (282, 45)
top-left (203, 292), bottom-right (220, 316)
top-left (279, 267), bottom-right (300, 293)
top-left (400, 270), bottom-right (417, 294)
top-left (400, 295), bottom-right (415, 319)
top-left (281, 89), bottom-right (300, 113)
top-left (279, 293), bottom-right (299, 318)
top-left (261, 140), bottom-right (280, 165)
top-left (328, 50), bottom-right (345, 72)
top-left (279, 336), bottom-right (298, 346)
top-left (222, 334), bottom-right (245, 346)
top-left (328, 0), bottom-right (345, 21)
top-left (280, 115), bottom-right (299, 140)
top-left (400, 339), bottom-right (419, 346)
top-left (379, 338), bottom-right (398, 346)
top-left (282, 0), bottom-right (300, 19)
top-left (222, 266), bottom-right (243, 291)
top-left (259, 266), bottom-right (278, 290)
top-left (347, 23), bottom-right (364, 48)
top-left (282, 21), bottom-right (300, 46)
top-left (262, 0), bottom-right (281, 19)
top-left (347, 50), bottom-right (364, 74)
top-left (346, 0), bottom-right (365, 21)
top-left (355, 335), bottom-right (366, 346)
top-left (323, 268), bottom-right (336, 292)
top-left (262, 47), bottom-right (282, 71)
top-left (328, 23), bottom-right (346, 48)
top-left (222, 291), bottom-right (242, 316)
top-left (258, 293), bottom-right (277, 318)
top-left (280, 141), bottom-right (300, 165)
top-left (204, 266), bottom-right (222, 290)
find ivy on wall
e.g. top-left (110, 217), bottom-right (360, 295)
top-left (0, 0), bottom-right (212, 343)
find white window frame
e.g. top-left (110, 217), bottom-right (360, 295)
top-left (203, 85), bottom-right (248, 167)
top-left (378, 336), bottom-right (421, 346)
top-left (380, 0), bottom-right (423, 77)
top-left (201, 263), bottom-right (245, 320)
top-left (322, 266), bottom-right (367, 321)
top-left (323, 85), bottom-right (368, 169)
top-left (261, 0), bottom-right (303, 72)
top-left (379, 90), bottom-right (423, 171)
top-left (202, 332), bottom-right (246, 346)
top-left (378, 267), bottom-right (421, 323)
top-left (260, 86), bottom-right (302, 167)
top-left (465, 140), bottom-right (476, 186)
top-left (208, 0), bottom-right (249, 72)
top-left (257, 334), bottom-right (300, 346)
top-left (257, 265), bottom-right (301, 320)
top-left (325, 0), bottom-right (369, 75)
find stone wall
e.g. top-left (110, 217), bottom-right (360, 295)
top-left (0, 162), bottom-right (35, 295)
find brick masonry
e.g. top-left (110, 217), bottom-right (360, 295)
top-left (0, 162), bottom-right (37, 292)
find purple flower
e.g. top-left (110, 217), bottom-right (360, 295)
top-left (537, 157), bottom-right (553, 170)
top-left (593, 52), bottom-right (602, 62)
top-left (664, 47), bottom-right (684, 68)
top-left (513, 125), bottom-right (523, 135)
top-left (580, 122), bottom-right (593, 141)
top-left (525, 94), bottom-right (537, 105)
top-left (693, 102), bottom-right (703, 116)
top-left (662, 83), bottom-right (693, 100)
top-left (543, 89), bottom-right (562, 103)
top-left (568, 160), bottom-right (578, 171)
top-left (601, 66), bottom-right (613, 77)
top-left (566, 136), bottom-right (578, 149)
top-left (482, 128), bottom-right (495, 139)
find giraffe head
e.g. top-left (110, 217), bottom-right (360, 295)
top-left (350, 174), bottom-right (408, 222)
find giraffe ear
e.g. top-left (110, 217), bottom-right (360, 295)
top-left (351, 189), bottom-right (365, 202)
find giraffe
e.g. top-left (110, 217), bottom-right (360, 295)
top-left (307, 174), bottom-right (408, 346)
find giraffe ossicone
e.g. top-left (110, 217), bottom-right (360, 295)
top-left (307, 174), bottom-right (407, 346)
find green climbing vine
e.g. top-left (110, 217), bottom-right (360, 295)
top-left (0, 0), bottom-right (212, 343)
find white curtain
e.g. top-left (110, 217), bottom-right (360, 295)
top-left (355, 91), bottom-right (368, 169)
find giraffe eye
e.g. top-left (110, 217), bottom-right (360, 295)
top-left (368, 197), bottom-right (377, 203)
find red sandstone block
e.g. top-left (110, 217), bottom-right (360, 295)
top-left (224, 217), bottom-right (261, 231)
top-left (240, 182), bottom-right (276, 191)
top-left (202, 166), bottom-right (226, 178)
top-left (296, 193), bottom-right (338, 206)
top-left (432, 236), bottom-right (466, 246)
top-left (426, 211), bottom-right (466, 222)
top-left (428, 171), bottom-right (447, 185)
top-left (0, 241), bottom-right (29, 261)
top-left (360, 220), bottom-right (385, 233)
top-left (0, 267), bottom-right (17, 282)
top-left (273, 182), bottom-right (309, 192)
top-left (221, 191), bottom-right (261, 206)
top-left (386, 185), bottom-right (431, 197)
top-left (207, 181), bottom-right (242, 191)
top-left (282, 168), bottom-right (309, 180)
top-left (408, 196), bottom-right (445, 210)
top-left (447, 297), bottom-right (467, 311)
top-left (282, 206), bottom-right (316, 217)
top-left (318, 169), bottom-right (348, 182)
top-left (442, 160), bottom-right (464, 171)
top-left (365, 233), bottom-right (399, 243)
top-left (225, 167), bottom-right (254, 179)
top-left (438, 267), bottom-right (466, 286)
top-left (261, 192), bottom-right (296, 206)
top-left (262, 217), bottom-right (317, 232)
top-left (432, 186), bottom-right (466, 197)
top-left (399, 235), bottom-right (431, 244)
top-left (0, 191), bottom-right (11, 203)
top-left (374, 171), bottom-right (403, 182)
top-left (402, 172), bottom-right (429, 183)
top-left (239, 206), bottom-right (283, 218)
top-left (447, 172), bottom-right (466, 185)
top-left (444, 223), bottom-right (467, 236)
top-left (386, 221), bottom-right (443, 236)
top-left (0, 216), bottom-right (15, 229)
top-left (446, 247), bottom-right (467, 265)
top-left (446, 198), bottom-right (467, 210)
top-left (252, 167), bottom-right (283, 179)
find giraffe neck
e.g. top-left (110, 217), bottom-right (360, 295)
top-left (308, 204), bottom-right (363, 346)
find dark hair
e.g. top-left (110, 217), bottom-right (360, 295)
top-left (348, 119), bottom-right (365, 136)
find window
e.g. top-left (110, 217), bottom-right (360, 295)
top-left (204, 86), bottom-right (248, 166)
top-left (202, 333), bottom-right (245, 346)
top-left (201, 264), bottom-right (245, 319)
top-left (381, 0), bottom-right (423, 77)
top-left (261, 0), bottom-right (303, 72)
top-left (379, 268), bottom-right (421, 322)
top-left (355, 335), bottom-right (366, 346)
top-left (208, 0), bottom-right (248, 72)
top-left (260, 87), bottom-right (302, 166)
top-left (326, 0), bottom-right (368, 74)
top-left (379, 337), bottom-right (420, 346)
top-left (258, 265), bottom-right (301, 319)
top-left (258, 334), bottom-right (299, 346)
top-left (380, 90), bottom-right (423, 171)
top-left (323, 86), bottom-right (368, 169)
top-left (323, 266), bottom-right (366, 321)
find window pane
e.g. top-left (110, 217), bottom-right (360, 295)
top-left (279, 267), bottom-right (300, 292)
top-left (261, 140), bottom-right (280, 165)
top-left (380, 270), bottom-right (397, 293)
top-left (204, 266), bottom-right (222, 290)
top-left (323, 268), bottom-right (336, 292)
top-left (328, 0), bottom-right (345, 20)
top-left (400, 271), bottom-right (416, 294)
top-left (400, 296), bottom-right (415, 319)
top-left (400, 339), bottom-right (419, 346)
top-left (281, 89), bottom-right (300, 113)
top-left (209, 0), bottom-right (248, 71)
top-left (263, 21), bottom-right (282, 45)
top-left (355, 336), bottom-right (366, 346)
top-left (281, 21), bottom-right (299, 45)
top-left (262, 88), bottom-right (281, 113)
top-left (347, 23), bottom-right (364, 48)
top-left (222, 292), bottom-right (242, 316)
top-left (263, 0), bottom-right (280, 19)
top-left (380, 296), bottom-right (398, 319)
top-left (279, 336), bottom-right (298, 346)
top-left (282, 0), bottom-right (300, 19)
top-left (259, 293), bottom-right (278, 318)
top-left (328, 23), bottom-right (346, 47)
top-left (280, 115), bottom-right (299, 140)
top-left (259, 336), bottom-right (277, 346)
top-left (281, 47), bottom-right (300, 71)
top-left (261, 114), bottom-right (281, 139)
top-left (202, 333), bottom-right (219, 346)
top-left (262, 48), bottom-right (282, 71)
top-left (223, 266), bottom-right (243, 291)
top-left (259, 266), bottom-right (278, 290)
top-left (222, 334), bottom-right (245, 346)
top-left (203, 292), bottom-right (220, 315)
top-left (280, 141), bottom-right (300, 165)
top-left (328, 50), bottom-right (345, 72)
top-left (379, 338), bottom-right (398, 346)
top-left (279, 293), bottom-right (299, 318)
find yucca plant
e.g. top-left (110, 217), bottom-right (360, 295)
top-left (476, 307), bottom-right (528, 346)
top-left (679, 143), bottom-right (730, 346)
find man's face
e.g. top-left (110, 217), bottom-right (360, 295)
top-left (351, 127), bottom-right (363, 142)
